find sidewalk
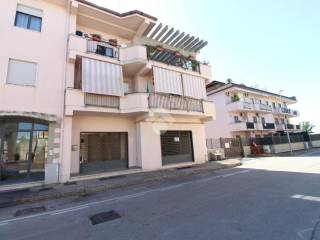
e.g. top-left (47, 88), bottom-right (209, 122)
top-left (0, 159), bottom-right (241, 208)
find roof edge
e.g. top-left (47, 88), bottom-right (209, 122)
top-left (206, 81), bottom-right (297, 101)
top-left (76, 0), bottom-right (158, 21)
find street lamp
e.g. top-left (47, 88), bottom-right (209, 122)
top-left (279, 90), bottom-right (293, 153)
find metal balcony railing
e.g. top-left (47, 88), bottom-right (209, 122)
top-left (87, 40), bottom-right (119, 60)
top-left (148, 93), bottom-right (203, 112)
top-left (262, 123), bottom-right (276, 129)
top-left (246, 122), bottom-right (255, 129)
top-left (286, 124), bottom-right (294, 130)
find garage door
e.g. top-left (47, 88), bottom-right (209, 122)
top-left (160, 131), bottom-right (194, 165)
top-left (80, 132), bottom-right (128, 174)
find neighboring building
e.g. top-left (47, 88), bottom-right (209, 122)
top-left (205, 81), bottom-right (300, 139)
top-left (0, 0), bottom-right (214, 186)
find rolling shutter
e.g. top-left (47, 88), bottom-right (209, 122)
top-left (182, 74), bottom-right (206, 99)
top-left (153, 67), bottom-right (183, 95)
top-left (82, 57), bottom-right (124, 96)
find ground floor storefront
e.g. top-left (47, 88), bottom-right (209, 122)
top-left (0, 114), bottom-right (61, 186)
top-left (59, 114), bottom-right (207, 182)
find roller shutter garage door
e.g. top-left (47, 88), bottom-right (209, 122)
top-left (160, 131), bottom-right (194, 165)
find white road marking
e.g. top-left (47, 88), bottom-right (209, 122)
top-left (50, 206), bottom-right (89, 216)
top-left (291, 194), bottom-right (320, 202)
top-left (0, 169), bottom-right (251, 226)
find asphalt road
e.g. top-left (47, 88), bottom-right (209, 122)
top-left (1, 149), bottom-right (320, 240)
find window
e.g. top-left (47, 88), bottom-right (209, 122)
top-left (15, 4), bottom-right (42, 32)
top-left (272, 102), bottom-right (276, 108)
top-left (275, 118), bottom-right (279, 125)
top-left (7, 59), bottom-right (37, 86)
top-left (253, 116), bottom-right (258, 123)
top-left (234, 116), bottom-right (240, 123)
top-left (281, 118), bottom-right (285, 124)
top-left (96, 45), bottom-right (114, 58)
top-left (261, 117), bottom-right (266, 124)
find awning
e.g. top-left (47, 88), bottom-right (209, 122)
top-left (81, 57), bottom-right (124, 96)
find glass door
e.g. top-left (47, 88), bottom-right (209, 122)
top-left (0, 120), bottom-right (48, 184)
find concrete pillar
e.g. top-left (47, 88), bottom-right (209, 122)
top-left (60, 116), bottom-right (73, 182)
top-left (45, 122), bottom-right (60, 184)
top-left (136, 121), bottom-right (162, 170)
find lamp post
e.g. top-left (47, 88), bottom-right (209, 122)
top-left (279, 90), bottom-right (293, 153)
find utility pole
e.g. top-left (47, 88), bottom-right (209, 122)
top-left (279, 90), bottom-right (293, 153)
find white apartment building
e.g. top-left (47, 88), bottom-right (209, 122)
top-left (205, 81), bottom-right (300, 139)
top-left (0, 0), bottom-right (214, 187)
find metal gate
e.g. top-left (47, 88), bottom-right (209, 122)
top-left (160, 131), bottom-right (194, 165)
top-left (220, 138), bottom-right (243, 158)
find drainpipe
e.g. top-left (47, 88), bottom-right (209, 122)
top-left (58, 0), bottom-right (72, 183)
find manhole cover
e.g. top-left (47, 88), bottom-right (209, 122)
top-left (14, 206), bottom-right (46, 217)
top-left (89, 210), bottom-right (121, 225)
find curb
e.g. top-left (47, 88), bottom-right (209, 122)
top-left (0, 161), bottom-right (241, 208)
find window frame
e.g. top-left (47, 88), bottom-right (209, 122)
top-left (14, 11), bottom-right (42, 32)
top-left (6, 58), bottom-right (38, 87)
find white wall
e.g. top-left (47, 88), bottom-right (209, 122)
top-left (205, 91), bottom-right (231, 138)
top-left (69, 115), bottom-right (137, 175)
top-left (0, 0), bottom-right (67, 117)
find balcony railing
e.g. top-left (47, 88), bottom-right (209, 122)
top-left (262, 123), bottom-right (275, 129)
top-left (246, 122), bottom-right (255, 129)
top-left (286, 124), bottom-right (294, 130)
top-left (87, 40), bottom-right (119, 60)
top-left (148, 93), bottom-right (203, 112)
top-left (146, 45), bottom-right (201, 73)
top-left (259, 104), bottom-right (272, 112)
top-left (84, 93), bottom-right (120, 108)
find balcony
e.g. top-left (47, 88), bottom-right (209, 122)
top-left (65, 90), bottom-right (214, 119)
top-left (226, 101), bottom-right (253, 112)
top-left (262, 123), bottom-right (276, 130)
top-left (68, 34), bottom-right (120, 64)
top-left (276, 123), bottom-right (301, 132)
top-left (257, 104), bottom-right (273, 112)
top-left (230, 122), bottom-right (255, 132)
top-left (273, 107), bottom-right (299, 117)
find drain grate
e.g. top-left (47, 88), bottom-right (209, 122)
top-left (176, 166), bottom-right (193, 170)
top-left (89, 210), bottom-right (121, 225)
top-left (39, 187), bottom-right (53, 192)
top-left (14, 206), bottom-right (46, 217)
top-left (99, 175), bottom-right (126, 181)
top-left (64, 181), bottom-right (77, 186)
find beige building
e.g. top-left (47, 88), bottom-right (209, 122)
top-left (0, 0), bottom-right (214, 187)
top-left (205, 81), bottom-right (300, 139)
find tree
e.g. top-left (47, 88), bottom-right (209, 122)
top-left (226, 78), bottom-right (233, 84)
top-left (300, 121), bottom-right (315, 133)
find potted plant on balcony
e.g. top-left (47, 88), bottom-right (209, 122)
top-left (231, 93), bottom-right (240, 102)
top-left (109, 39), bottom-right (118, 47)
top-left (174, 51), bottom-right (181, 57)
top-left (91, 34), bottom-right (101, 42)
top-left (155, 45), bottom-right (164, 52)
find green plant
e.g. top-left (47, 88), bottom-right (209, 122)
top-left (300, 121), bottom-right (315, 133)
top-left (231, 93), bottom-right (240, 102)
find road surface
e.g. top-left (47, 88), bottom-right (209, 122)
top-left (1, 149), bottom-right (320, 240)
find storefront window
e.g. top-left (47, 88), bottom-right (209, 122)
top-left (0, 118), bottom-right (48, 184)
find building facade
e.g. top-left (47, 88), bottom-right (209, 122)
top-left (205, 81), bottom-right (300, 139)
top-left (0, 0), bottom-right (214, 186)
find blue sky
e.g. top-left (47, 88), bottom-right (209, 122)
top-left (91, 0), bottom-right (320, 132)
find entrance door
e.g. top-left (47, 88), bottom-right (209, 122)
top-left (160, 131), bottom-right (194, 165)
top-left (80, 132), bottom-right (128, 174)
top-left (0, 120), bottom-right (48, 184)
